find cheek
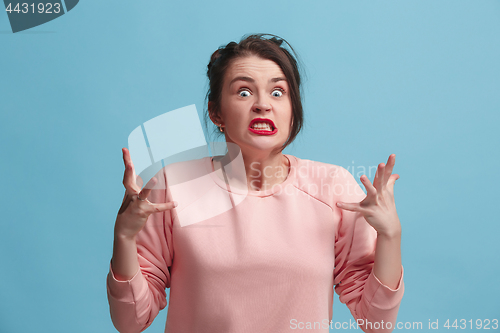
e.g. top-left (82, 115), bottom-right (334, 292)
top-left (222, 95), bottom-right (247, 112)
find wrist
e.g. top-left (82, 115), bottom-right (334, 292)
top-left (377, 226), bottom-right (402, 240)
top-left (114, 228), bottom-right (137, 242)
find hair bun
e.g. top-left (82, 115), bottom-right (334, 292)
top-left (269, 36), bottom-right (284, 46)
top-left (207, 49), bottom-right (222, 73)
top-left (207, 41), bottom-right (239, 74)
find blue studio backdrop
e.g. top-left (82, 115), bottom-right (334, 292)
top-left (1, 1), bottom-right (499, 332)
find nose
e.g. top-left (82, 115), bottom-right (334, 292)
top-left (252, 94), bottom-right (271, 112)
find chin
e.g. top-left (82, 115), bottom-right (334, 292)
top-left (244, 141), bottom-right (285, 154)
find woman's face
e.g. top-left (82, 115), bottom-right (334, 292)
top-left (213, 55), bottom-right (293, 156)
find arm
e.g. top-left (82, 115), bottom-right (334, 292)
top-left (111, 231), bottom-right (140, 282)
top-left (333, 157), bottom-right (404, 333)
top-left (107, 153), bottom-right (175, 333)
top-left (374, 230), bottom-right (402, 290)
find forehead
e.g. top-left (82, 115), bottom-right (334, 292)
top-left (225, 56), bottom-right (286, 82)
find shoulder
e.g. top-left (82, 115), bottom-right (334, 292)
top-left (291, 155), bottom-right (348, 183)
top-left (160, 156), bottom-right (208, 177)
top-left (289, 155), bottom-right (341, 201)
top-left (290, 155), bottom-right (364, 202)
top-left (142, 156), bottom-right (208, 191)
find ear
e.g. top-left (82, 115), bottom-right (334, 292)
top-left (208, 101), bottom-right (223, 125)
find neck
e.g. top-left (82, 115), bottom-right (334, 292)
top-left (213, 148), bottom-right (290, 192)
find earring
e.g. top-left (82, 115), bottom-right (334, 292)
top-left (217, 123), bottom-right (225, 133)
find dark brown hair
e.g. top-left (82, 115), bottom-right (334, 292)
top-left (204, 33), bottom-right (305, 153)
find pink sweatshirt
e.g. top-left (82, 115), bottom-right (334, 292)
top-left (106, 154), bottom-right (404, 333)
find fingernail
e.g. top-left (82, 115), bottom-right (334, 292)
top-left (336, 202), bottom-right (342, 207)
top-left (174, 201), bottom-right (178, 207)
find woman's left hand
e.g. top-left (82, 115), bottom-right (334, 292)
top-left (336, 154), bottom-right (401, 237)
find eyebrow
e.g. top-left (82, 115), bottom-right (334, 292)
top-left (229, 76), bottom-right (287, 86)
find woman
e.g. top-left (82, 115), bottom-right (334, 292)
top-left (107, 34), bottom-right (404, 333)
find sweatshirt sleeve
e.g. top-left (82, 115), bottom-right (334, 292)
top-left (106, 167), bottom-right (175, 333)
top-left (332, 166), bottom-right (404, 333)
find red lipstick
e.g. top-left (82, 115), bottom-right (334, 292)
top-left (248, 118), bottom-right (278, 135)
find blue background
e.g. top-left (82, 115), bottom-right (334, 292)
top-left (1, 0), bottom-right (499, 332)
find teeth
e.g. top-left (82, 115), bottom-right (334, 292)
top-left (251, 122), bottom-right (273, 131)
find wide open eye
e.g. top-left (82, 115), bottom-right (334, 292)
top-left (272, 89), bottom-right (284, 97)
top-left (239, 90), bottom-right (251, 97)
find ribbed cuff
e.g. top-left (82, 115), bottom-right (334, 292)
top-left (106, 261), bottom-right (149, 303)
top-left (363, 265), bottom-right (405, 310)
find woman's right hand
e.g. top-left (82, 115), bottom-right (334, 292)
top-left (114, 147), bottom-right (177, 239)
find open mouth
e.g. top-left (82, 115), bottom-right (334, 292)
top-left (248, 118), bottom-right (277, 134)
top-left (250, 122), bottom-right (275, 131)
